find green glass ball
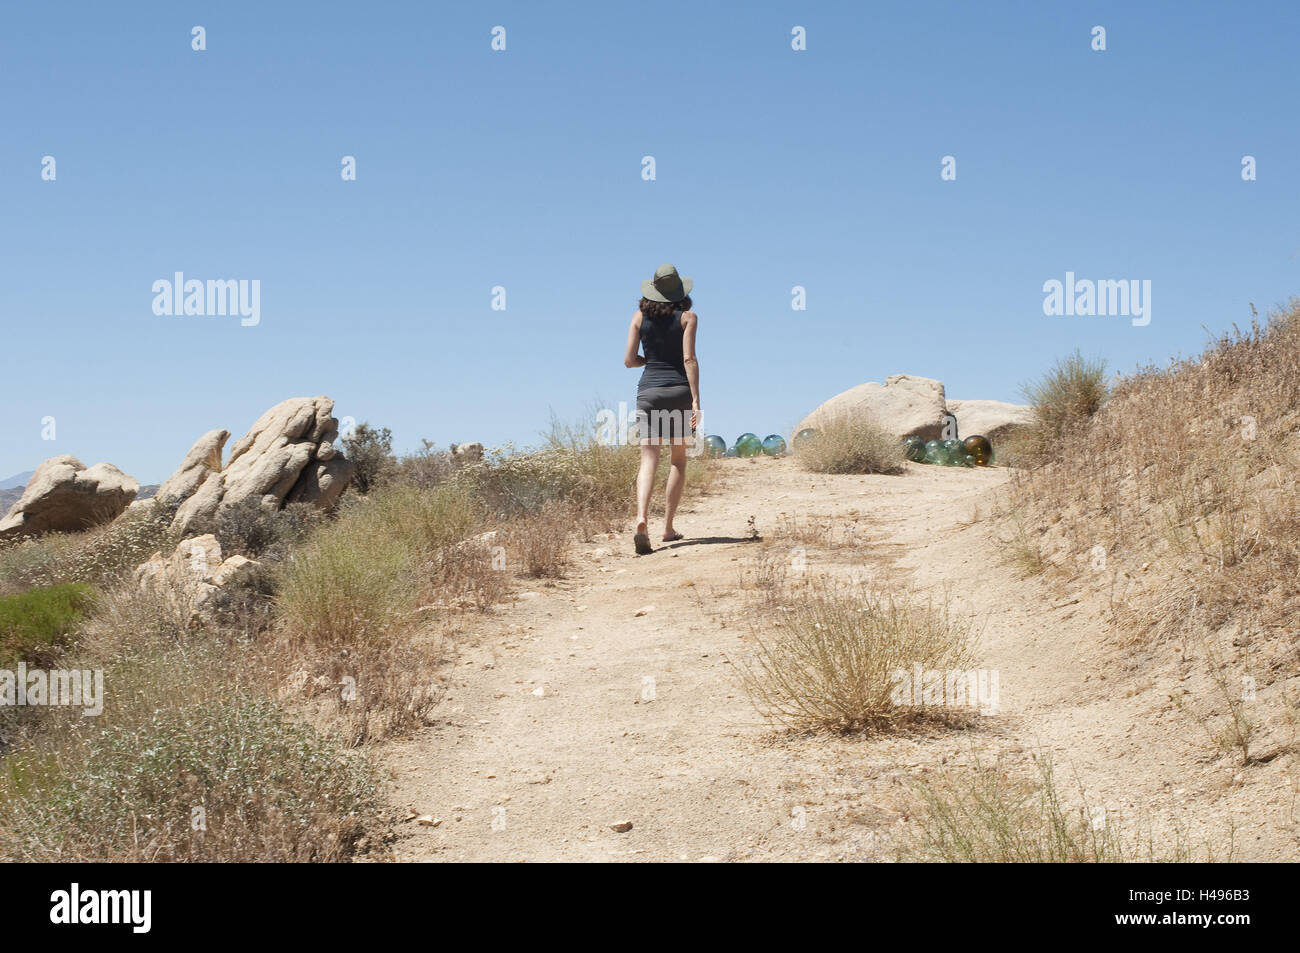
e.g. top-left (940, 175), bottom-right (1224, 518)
top-left (761, 434), bottom-right (787, 456)
top-left (704, 435), bottom-right (727, 457)
top-left (902, 435), bottom-right (926, 462)
top-left (735, 433), bottom-right (763, 458)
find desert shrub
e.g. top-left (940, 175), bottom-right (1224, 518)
top-left (793, 415), bottom-right (906, 475)
top-left (341, 422), bottom-right (397, 495)
top-left (0, 694), bottom-right (377, 862)
top-left (0, 583), bottom-right (97, 666)
top-left (395, 439), bottom-right (456, 488)
top-left (0, 584), bottom-right (380, 862)
top-left (502, 500), bottom-right (572, 578)
top-left (459, 441), bottom-right (640, 522)
top-left (905, 754), bottom-right (1215, 862)
top-left (0, 501), bottom-right (175, 593)
top-left (1018, 348), bottom-right (1109, 464)
top-left (275, 482), bottom-right (482, 648)
top-left (736, 576), bottom-right (975, 732)
top-left (215, 498), bottom-right (323, 559)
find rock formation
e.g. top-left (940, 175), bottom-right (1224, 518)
top-left (797, 374), bottom-right (949, 441)
top-left (135, 534), bottom-right (260, 626)
top-left (944, 399), bottom-right (1033, 442)
top-left (162, 397), bottom-right (356, 534)
top-left (0, 455), bottom-right (139, 539)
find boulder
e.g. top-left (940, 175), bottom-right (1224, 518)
top-left (286, 457), bottom-right (357, 509)
top-left (946, 399), bottom-right (1034, 443)
top-left (135, 534), bottom-right (260, 626)
top-left (0, 455), bottom-right (140, 539)
top-left (451, 442), bottom-right (484, 464)
top-left (167, 397), bottom-right (354, 534)
top-left (156, 429), bottom-right (229, 506)
top-left (797, 374), bottom-right (948, 441)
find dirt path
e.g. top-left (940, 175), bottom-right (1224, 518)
top-left (388, 458), bottom-right (1298, 862)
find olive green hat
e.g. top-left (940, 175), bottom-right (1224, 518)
top-left (641, 263), bottom-right (693, 303)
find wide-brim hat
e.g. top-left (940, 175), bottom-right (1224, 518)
top-left (641, 263), bottom-right (693, 303)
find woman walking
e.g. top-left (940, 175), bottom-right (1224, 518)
top-left (623, 263), bottom-right (700, 555)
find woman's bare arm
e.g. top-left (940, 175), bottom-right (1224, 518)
top-left (624, 312), bottom-right (645, 368)
top-left (682, 310), bottom-right (700, 427)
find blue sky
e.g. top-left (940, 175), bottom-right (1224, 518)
top-left (2, 1), bottom-right (1298, 482)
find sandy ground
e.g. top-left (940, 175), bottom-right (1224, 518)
top-left (387, 457), bottom-right (1300, 862)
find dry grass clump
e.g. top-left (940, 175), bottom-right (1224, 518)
top-left (793, 415), bottom-right (906, 475)
top-left (0, 500), bottom-right (175, 595)
top-left (501, 500), bottom-right (573, 578)
top-left (1005, 300), bottom-right (1300, 647)
top-left (904, 753), bottom-right (1218, 862)
top-left (275, 482), bottom-right (483, 648)
top-left (1016, 349), bottom-right (1109, 466)
top-left (736, 575), bottom-right (976, 732)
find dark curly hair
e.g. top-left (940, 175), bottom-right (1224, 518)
top-left (638, 295), bottom-right (692, 319)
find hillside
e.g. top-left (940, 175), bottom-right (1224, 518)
top-left (390, 457), bottom-right (1291, 861)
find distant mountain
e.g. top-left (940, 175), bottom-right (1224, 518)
top-left (0, 470), bottom-right (34, 491)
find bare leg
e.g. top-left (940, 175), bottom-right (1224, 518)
top-left (635, 443), bottom-right (659, 537)
top-left (664, 441), bottom-right (687, 538)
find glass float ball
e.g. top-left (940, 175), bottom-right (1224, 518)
top-left (735, 433), bottom-right (763, 457)
top-left (792, 428), bottom-right (817, 450)
top-left (902, 435), bottom-right (926, 462)
top-left (963, 434), bottom-right (994, 466)
top-left (704, 435), bottom-right (727, 457)
top-left (761, 434), bottom-right (787, 456)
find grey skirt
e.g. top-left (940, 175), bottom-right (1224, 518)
top-left (636, 384), bottom-right (694, 442)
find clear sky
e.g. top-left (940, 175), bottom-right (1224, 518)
top-left (2, 1), bottom-right (1298, 483)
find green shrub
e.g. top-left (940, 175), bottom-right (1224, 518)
top-left (0, 583), bottom-right (97, 666)
top-left (341, 422), bottom-right (396, 495)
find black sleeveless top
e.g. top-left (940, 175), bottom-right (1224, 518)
top-left (638, 310), bottom-right (689, 391)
